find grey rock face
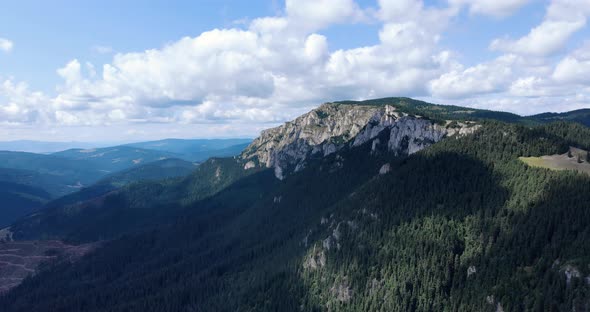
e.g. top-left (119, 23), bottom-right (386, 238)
top-left (467, 265), bottom-right (477, 277)
top-left (563, 265), bottom-right (581, 285)
top-left (379, 163), bottom-right (391, 175)
top-left (241, 102), bottom-right (479, 179)
top-left (303, 246), bottom-right (326, 270)
top-left (331, 279), bottom-right (352, 303)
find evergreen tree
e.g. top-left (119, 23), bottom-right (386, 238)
top-left (3, 120), bottom-right (590, 312)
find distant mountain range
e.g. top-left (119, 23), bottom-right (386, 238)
top-left (124, 138), bottom-right (252, 161)
top-left (0, 138), bottom-right (251, 227)
top-left (52, 146), bottom-right (181, 173)
top-left (2, 98), bottom-right (590, 311)
top-left (0, 140), bottom-right (116, 154)
top-left (0, 138), bottom-right (252, 156)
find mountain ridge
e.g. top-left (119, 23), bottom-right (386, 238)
top-left (2, 97), bottom-right (590, 311)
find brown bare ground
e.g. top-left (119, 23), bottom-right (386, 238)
top-left (520, 147), bottom-right (590, 175)
top-left (0, 240), bottom-right (95, 293)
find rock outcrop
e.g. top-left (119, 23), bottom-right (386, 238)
top-left (241, 102), bottom-right (480, 179)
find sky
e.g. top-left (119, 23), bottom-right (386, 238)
top-left (1, 0), bottom-right (590, 141)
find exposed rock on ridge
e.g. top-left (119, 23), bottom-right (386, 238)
top-left (241, 102), bottom-right (479, 179)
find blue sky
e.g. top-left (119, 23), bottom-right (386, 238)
top-left (0, 0), bottom-right (589, 141)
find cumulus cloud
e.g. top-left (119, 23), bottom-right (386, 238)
top-left (1, 0), bottom-right (590, 140)
top-left (429, 55), bottom-right (515, 98)
top-left (0, 79), bottom-right (48, 125)
top-left (450, 0), bottom-right (531, 17)
top-left (553, 42), bottom-right (590, 84)
top-left (285, 0), bottom-right (365, 31)
top-left (427, 0), bottom-right (590, 114)
top-left (490, 0), bottom-right (590, 56)
top-left (34, 0), bottom-right (457, 129)
top-left (0, 38), bottom-right (13, 52)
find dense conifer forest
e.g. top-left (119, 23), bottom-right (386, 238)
top-left (2, 116), bottom-right (590, 311)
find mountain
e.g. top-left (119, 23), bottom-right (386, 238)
top-left (5, 158), bottom-right (198, 240)
top-left (7, 157), bottom-right (251, 242)
top-left (529, 108), bottom-right (590, 127)
top-left (124, 138), bottom-right (252, 161)
top-left (0, 149), bottom-right (196, 227)
top-left (241, 100), bottom-right (480, 179)
top-left (0, 140), bottom-right (244, 226)
top-left (7, 99), bottom-right (479, 242)
top-left (52, 140), bottom-right (251, 171)
top-left (2, 97), bottom-right (590, 311)
top-left (0, 149), bottom-right (161, 225)
top-left (52, 146), bottom-right (180, 173)
top-left (0, 167), bottom-right (83, 197)
top-left (0, 156), bottom-right (106, 227)
top-left (0, 151), bottom-right (107, 193)
top-left (97, 158), bottom-right (198, 188)
top-left (0, 182), bottom-right (51, 227)
top-left (0, 140), bottom-right (113, 154)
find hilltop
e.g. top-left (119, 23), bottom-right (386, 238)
top-left (1, 97), bottom-right (590, 311)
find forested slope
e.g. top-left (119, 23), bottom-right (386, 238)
top-left (2, 119), bottom-right (590, 311)
top-left (7, 157), bottom-right (255, 242)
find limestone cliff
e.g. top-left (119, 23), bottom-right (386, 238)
top-left (240, 102), bottom-right (480, 179)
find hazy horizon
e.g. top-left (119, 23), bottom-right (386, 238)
top-left (0, 137), bottom-right (253, 154)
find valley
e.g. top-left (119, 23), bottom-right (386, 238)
top-left (1, 98), bottom-right (590, 311)
top-left (4, 1), bottom-right (590, 310)
top-left (0, 139), bottom-right (250, 232)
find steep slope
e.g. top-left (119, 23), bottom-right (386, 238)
top-left (6, 157), bottom-right (252, 242)
top-left (0, 167), bottom-right (80, 198)
top-left (0, 151), bottom-right (105, 188)
top-left (97, 158), bottom-right (197, 188)
top-left (7, 100), bottom-right (479, 242)
top-left (0, 155), bottom-right (195, 227)
top-left (2, 119), bottom-right (590, 311)
top-left (5, 158), bottom-right (198, 241)
top-left (241, 100), bottom-right (479, 179)
top-left (0, 156), bottom-right (105, 226)
top-left (3, 98), bottom-right (590, 311)
top-left (34, 158), bottom-right (198, 213)
top-left (0, 182), bottom-right (51, 227)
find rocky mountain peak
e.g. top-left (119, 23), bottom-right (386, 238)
top-left (240, 101), bottom-right (480, 179)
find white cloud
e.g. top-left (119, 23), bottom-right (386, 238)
top-left (450, 0), bottom-right (531, 17)
top-left (34, 0), bottom-right (457, 129)
top-left (0, 79), bottom-right (48, 125)
top-left (429, 55), bottom-right (515, 98)
top-left (553, 42), bottom-right (590, 83)
top-left (285, 0), bottom-right (365, 31)
top-left (2, 0), bottom-right (590, 140)
top-left (0, 38), bottom-right (13, 52)
top-left (490, 0), bottom-right (590, 56)
top-left (427, 0), bottom-right (590, 114)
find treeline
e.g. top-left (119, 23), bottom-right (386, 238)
top-left (2, 121), bottom-right (590, 311)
